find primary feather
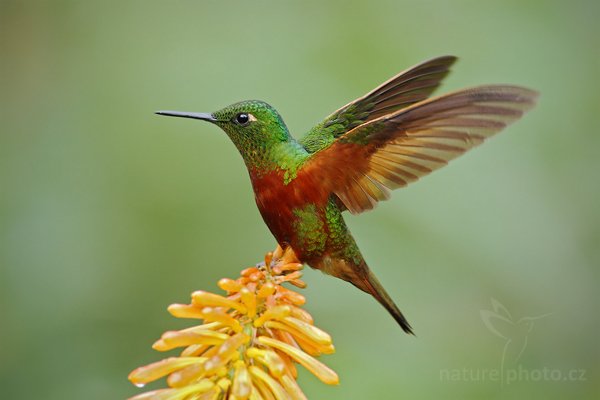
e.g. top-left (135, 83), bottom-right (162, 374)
top-left (300, 55), bottom-right (458, 153)
top-left (300, 84), bottom-right (538, 214)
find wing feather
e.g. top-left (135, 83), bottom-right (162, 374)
top-left (301, 85), bottom-right (538, 214)
top-left (299, 56), bottom-right (458, 153)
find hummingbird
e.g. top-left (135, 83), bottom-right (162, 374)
top-left (157, 56), bottom-right (537, 334)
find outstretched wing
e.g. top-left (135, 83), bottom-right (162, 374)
top-left (299, 85), bottom-right (538, 214)
top-left (299, 56), bottom-right (457, 153)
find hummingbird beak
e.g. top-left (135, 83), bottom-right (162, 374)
top-left (155, 110), bottom-right (217, 123)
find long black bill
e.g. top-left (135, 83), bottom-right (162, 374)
top-left (155, 111), bottom-right (217, 122)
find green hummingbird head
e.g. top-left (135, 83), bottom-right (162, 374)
top-left (157, 100), bottom-right (295, 170)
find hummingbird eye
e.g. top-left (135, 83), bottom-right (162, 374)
top-left (234, 113), bottom-right (250, 126)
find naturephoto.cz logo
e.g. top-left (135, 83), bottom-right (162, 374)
top-left (439, 298), bottom-right (586, 385)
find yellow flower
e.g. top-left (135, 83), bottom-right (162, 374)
top-left (129, 246), bottom-right (339, 400)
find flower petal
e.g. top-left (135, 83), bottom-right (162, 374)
top-left (272, 245), bottom-right (284, 260)
top-left (253, 305), bottom-right (291, 327)
top-left (218, 278), bottom-right (242, 293)
top-left (167, 362), bottom-right (206, 388)
top-left (252, 380), bottom-right (276, 400)
top-left (274, 350), bottom-right (297, 379)
top-left (280, 247), bottom-right (300, 265)
top-left (195, 385), bottom-right (220, 400)
top-left (180, 343), bottom-right (210, 357)
top-left (167, 304), bottom-right (204, 319)
top-left (264, 252), bottom-right (274, 269)
top-left (129, 379), bottom-right (214, 400)
top-left (154, 330), bottom-right (228, 351)
top-left (192, 290), bottom-right (247, 313)
top-left (288, 279), bottom-right (307, 289)
top-left (241, 267), bottom-right (260, 277)
top-left (257, 336), bottom-right (339, 385)
top-left (249, 366), bottom-right (290, 400)
top-left (257, 282), bottom-right (276, 298)
top-left (241, 287), bottom-right (257, 318)
top-left (128, 357), bottom-right (205, 385)
top-left (217, 377), bottom-right (231, 392)
top-left (275, 287), bottom-right (305, 306)
top-left (281, 317), bottom-right (331, 345)
top-left (263, 321), bottom-right (320, 355)
top-left (200, 307), bottom-right (242, 332)
top-left (274, 263), bottom-right (303, 274)
top-left (246, 347), bottom-right (286, 378)
top-left (288, 306), bottom-right (313, 325)
top-left (232, 360), bottom-right (252, 399)
top-left (274, 271), bottom-right (303, 284)
top-left (280, 374), bottom-right (307, 400)
top-left (204, 333), bottom-right (249, 373)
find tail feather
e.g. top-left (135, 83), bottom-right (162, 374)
top-left (324, 257), bottom-right (414, 335)
top-left (317, 255), bottom-right (414, 334)
top-left (359, 268), bottom-right (414, 335)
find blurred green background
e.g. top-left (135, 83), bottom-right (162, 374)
top-left (1, 1), bottom-right (598, 399)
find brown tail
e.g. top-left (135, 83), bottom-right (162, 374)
top-left (332, 257), bottom-right (413, 334)
top-left (317, 254), bottom-right (414, 334)
top-left (359, 267), bottom-right (414, 335)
